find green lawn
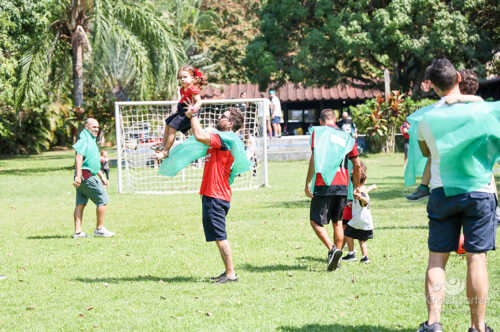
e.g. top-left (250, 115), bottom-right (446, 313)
top-left (0, 151), bottom-right (499, 331)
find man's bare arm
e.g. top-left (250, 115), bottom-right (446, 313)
top-left (189, 114), bottom-right (211, 145)
top-left (418, 140), bottom-right (431, 158)
top-left (73, 154), bottom-right (84, 188)
top-left (304, 154), bottom-right (315, 198)
top-left (351, 156), bottom-right (361, 190)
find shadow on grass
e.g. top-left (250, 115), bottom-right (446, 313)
top-left (74, 275), bottom-right (198, 284)
top-left (1, 166), bottom-right (73, 176)
top-left (266, 200), bottom-right (310, 209)
top-left (377, 225), bottom-right (427, 230)
top-left (27, 235), bottom-right (68, 240)
top-left (369, 188), bottom-right (408, 201)
top-left (279, 324), bottom-right (413, 332)
top-left (239, 263), bottom-right (308, 273)
top-left (296, 256), bottom-right (324, 263)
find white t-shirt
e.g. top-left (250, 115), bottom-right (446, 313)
top-left (271, 95), bottom-right (282, 118)
top-left (259, 98), bottom-right (271, 120)
top-left (348, 193), bottom-right (373, 231)
top-left (418, 97), bottom-right (495, 193)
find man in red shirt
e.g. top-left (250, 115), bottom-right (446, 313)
top-left (401, 121), bottom-right (410, 169)
top-left (187, 107), bottom-right (244, 284)
top-left (305, 109), bottom-right (361, 271)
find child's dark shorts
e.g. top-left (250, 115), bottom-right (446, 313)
top-left (202, 195), bottom-right (231, 242)
top-left (165, 103), bottom-right (191, 134)
top-left (344, 225), bottom-right (373, 241)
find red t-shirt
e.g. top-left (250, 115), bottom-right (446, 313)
top-left (400, 121), bottom-right (410, 140)
top-left (179, 86), bottom-right (201, 105)
top-left (311, 125), bottom-right (359, 196)
top-left (200, 133), bottom-right (234, 202)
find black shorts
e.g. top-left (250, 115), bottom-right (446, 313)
top-left (202, 195), bottom-right (230, 242)
top-left (310, 195), bottom-right (347, 225)
top-left (404, 140), bottom-right (409, 157)
top-left (165, 103), bottom-right (191, 134)
top-left (344, 225), bottom-right (373, 241)
top-left (427, 188), bottom-right (497, 253)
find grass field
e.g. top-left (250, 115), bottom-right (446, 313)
top-left (0, 151), bottom-right (499, 331)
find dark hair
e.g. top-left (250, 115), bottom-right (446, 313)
top-left (319, 108), bottom-right (336, 122)
top-left (459, 69), bottom-right (479, 95)
top-left (427, 58), bottom-right (458, 92)
top-left (177, 65), bottom-right (208, 88)
top-left (352, 160), bottom-right (367, 185)
top-left (228, 107), bottom-right (244, 132)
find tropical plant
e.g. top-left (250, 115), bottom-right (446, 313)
top-left (350, 93), bottom-right (436, 152)
top-left (15, 0), bottom-right (185, 113)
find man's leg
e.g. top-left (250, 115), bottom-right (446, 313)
top-left (96, 205), bottom-right (106, 230)
top-left (425, 252), bottom-right (449, 325)
top-left (74, 204), bottom-right (86, 234)
top-left (310, 221), bottom-right (333, 250)
top-left (466, 252), bottom-right (488, 332)
top-left (215, 239), bottom-right (235, 278)
top-left (332, 220), bottom-right (344, 250)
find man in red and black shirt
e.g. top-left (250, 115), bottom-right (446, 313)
top-left (187, 107), bottom-right (244, 284)
top-left (305, 109), bottom-right (361, 271)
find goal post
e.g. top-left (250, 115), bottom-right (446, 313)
top-left (114, 98), bottom-right (269, 194)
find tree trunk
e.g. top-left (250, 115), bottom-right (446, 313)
top-left (72, 25), bottom-right (89, 110)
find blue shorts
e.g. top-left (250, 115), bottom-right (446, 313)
top-left (271, 116), bottom-right (281, 124)
top-left (427, 188), bottom-right (497, 253)
top-left (202, 196), bottom-right (230, 242)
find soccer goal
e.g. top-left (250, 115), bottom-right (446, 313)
top-left (114, 99), bottom-right (269, 194)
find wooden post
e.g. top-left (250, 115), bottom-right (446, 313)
top-left (384, 69), bottom-right (390, 102)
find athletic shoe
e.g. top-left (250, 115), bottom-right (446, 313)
top-left (72, 232), bottom-right (87, 239)
top-left (94, 227), bottom-right (115, 237)
top-left (215, 274), bottom-right (238, 284)
top-left (0, 275), bottom-right (6, 281)
top-left (416, 321), bottom-right (443, 332)
top-left (360, 256), bottom-right (370, 264)
top-left (468, 324), bottom-right (494, 332)
top-left (407, 184), bottom-right (430, 201)
top-left (327, 247), bottom-right (342, 271)
top-left (210, 272), bottom-right (227, 282)
top-left (342, 252), bottom-right (356, 262)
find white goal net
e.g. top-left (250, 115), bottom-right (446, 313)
top-left (114, 99), bottom-right (268, 194)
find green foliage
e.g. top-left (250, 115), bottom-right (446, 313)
top-left (245, 0), bottom-right (499, 92)
top-left (202, 0), bottom-right (264, 82)
top-left (350, 93), bottom-right (436, 152)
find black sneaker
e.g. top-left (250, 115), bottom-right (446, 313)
top-left (342, 252), bottom-right (356, 262)
top-left (215, 274), bottom-right (238, 284)
top-left (360, 256), bottom-right (370, 264)
top-left (417, 321), bottom-right (443, 332)
top-left (327, 247), bottom-right (342, 271)
top-left (468, 324), bottom-right (494, 332)
top-left (210, 272), bottom-right (226, 282)
top-left (407, 184), bottom-right (430, 201)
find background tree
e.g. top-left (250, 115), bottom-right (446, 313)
top-left (201, 0), bottom-right (263, 82)
top-left (244, 0), bottom-right (499, 93)
top-left (16, 0), bottom-right (185, 113)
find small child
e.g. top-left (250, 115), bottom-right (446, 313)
top-left (100, 151), bottom-right (110, 181)
top-left (156, 65), bottom-right (207, 159)
top-left (342, 162), bottom-right (376, 263)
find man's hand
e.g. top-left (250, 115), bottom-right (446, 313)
top-left (304, 183), bottom-right (313, 198)
top-left (101, 177), bottom-right (109, 186)
top-left (73, 176), bottom-right (82, 188)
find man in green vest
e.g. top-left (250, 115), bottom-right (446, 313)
top-left (72, 118), bottom-right (114, 238)
top-left (416, 58), bottom-right (498, 332)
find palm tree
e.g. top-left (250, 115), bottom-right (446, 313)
top-left (16, 0), bottom-right (186, 112)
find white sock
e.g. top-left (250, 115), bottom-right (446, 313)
top-left (349, 251), bottom-right (355, 255)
